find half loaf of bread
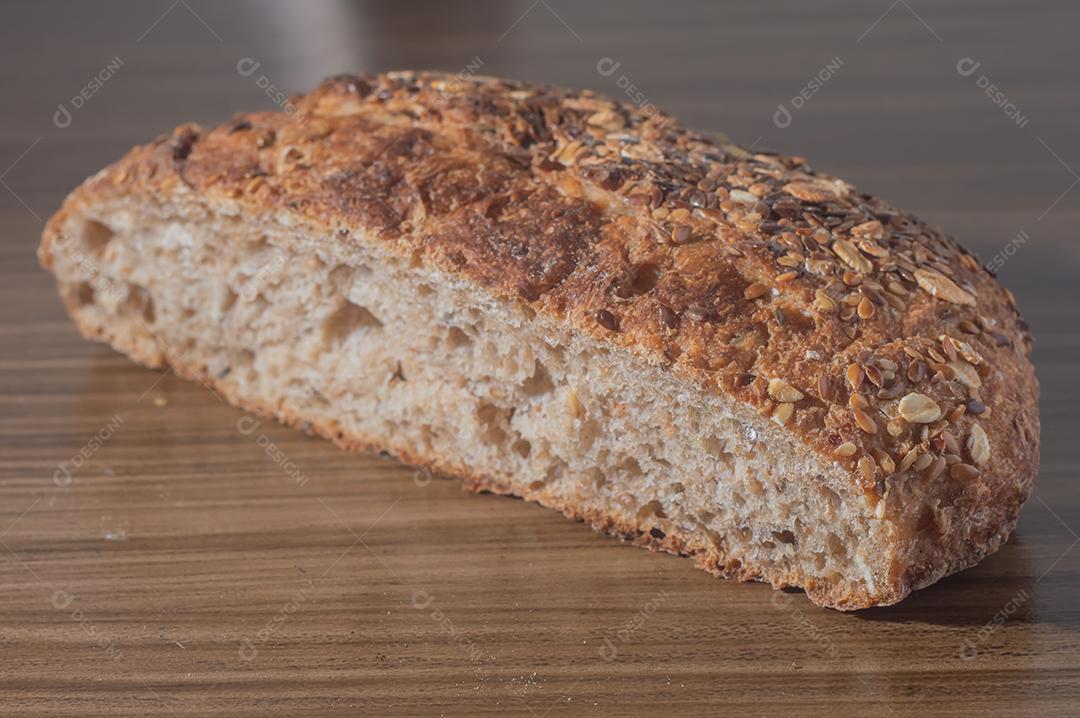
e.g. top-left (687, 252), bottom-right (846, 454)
top-left (39, 71), bottom-right (1039, 609)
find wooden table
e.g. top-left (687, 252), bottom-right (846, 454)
top-left (2, 1), bottom-right (1078, 715)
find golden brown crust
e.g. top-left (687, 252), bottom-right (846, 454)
top-left (41, 71), bottom-right (1040, 608)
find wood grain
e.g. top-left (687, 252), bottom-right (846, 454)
top-left (2, 1), bottom-right (1079, 715)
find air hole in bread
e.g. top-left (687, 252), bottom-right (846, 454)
top-left (323, 301), bottom-right (383, 346)
top-left (82, 219), bottom-right (115, 255)
top-left (521, 361), bottom-right (554, 397)
top-left (772, 529), bottom-right (797, 546)
top-left (244, 235), bottom-right (272, 258)
top-left (827, 532), bottom-right (847, 562)
top-left (620, 457), bottom-right (644, 480)
top-left (476, 402), bottom-right (509, 445)
top-left (631, 263), bottom-right (662, 295)
top-left (512, 438), bottom-right (532, 459)
top-left (123, 285), bottom-right (155, 324)
top-left (73, 281), bottom-right (95, 307)
top-left (221, 288), bottom-right (238, 314)
top-left (446, 325), bottom-right (472, 349)
top-left (637, 499), bottom-right (665, 520)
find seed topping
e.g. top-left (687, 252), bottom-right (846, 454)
top-left (835, 442), bottom-right (858, 457)
top-left (768, 379), bottom-right (804, 403)
top-left (949, 360), bottom-right (982, 389)
top-left (833, 240), bottom-right (873, 274)
top-left (968, 423), bottom-right (990, 465)
top-left (853, 408), bottom-right (878, 434)
top-left (595, 308), bottom-right (619, 331)
top-left (914, 268), bottom-right (976, 306)
top-left (898, 393), bottom-right (943, 423)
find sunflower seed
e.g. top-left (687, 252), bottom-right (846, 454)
top-left (768, 379), bottom-right (805, 403)
top-left (772, 402), bottom-right (795, 426)
top-left (968, 423), bottom-right (990, 466)
top-left (950, 463), bottom-right (981, 480)
top-left (898, 393), bottom-right (943, 423)
top-left (833, 239), bottom-right (873, 273)
top-left (835, 442), bottom-right (858, 457)
top-left (814, 290), bottom-right (837, 312)
top-left (783, 181), bottom-right (838, 203)
top-left (914, 268), bottom-right (976, 306)
top-left (858, 456), bottom-right (876, 481)
top-left (948, 360), bottom-right (982, 389)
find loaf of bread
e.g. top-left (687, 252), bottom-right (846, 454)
top-left (39, 71), bottom-right (1039, 609)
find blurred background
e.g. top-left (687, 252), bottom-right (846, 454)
top-left (2, 1), bottom-right (1078, 715)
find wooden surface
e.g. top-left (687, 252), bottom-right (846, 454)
top-left (2, 1), bottom-right (1079, 715)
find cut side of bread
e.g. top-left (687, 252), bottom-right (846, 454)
top-left (40, 71), bottom-right (1040, 609)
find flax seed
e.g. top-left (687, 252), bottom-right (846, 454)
top-left (595, 308), bottom-right (619, 331)
top-left (853, 408), bottom-right (878, 434)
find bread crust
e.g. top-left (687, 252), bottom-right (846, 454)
top-left (40, 71), bottom-right (1039, 608)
